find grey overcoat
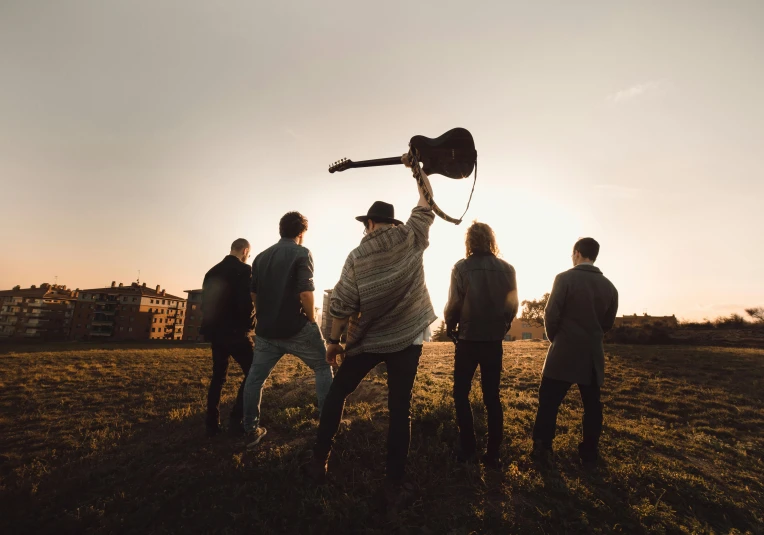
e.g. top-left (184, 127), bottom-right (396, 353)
top-left (542, 264), bottom-right (618, 386)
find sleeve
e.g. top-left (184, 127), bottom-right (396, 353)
top-left (544, 274), bottom-right (566, 342)
top-left (236, 266), bottom-right (255, 331)
top-left (295, 250), bottom-right (316, 293)
top-left (443, 266), bottom-right (463, 328)
top-left (505, 266), bottom-right (519, 324)
top-left (405, 206), bottom-right (435, 250)
top-left (329, 254), bottom-right (360, 318)
top-left (602, 285), bottom-right (619, 333)
top-left (250, 257), bottom-right (259, 294)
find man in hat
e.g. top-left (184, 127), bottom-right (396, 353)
top-left (302, 153), bottom-right (437, 499)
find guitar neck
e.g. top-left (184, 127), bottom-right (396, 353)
top-left (347, 156), bottom-right (402, 170)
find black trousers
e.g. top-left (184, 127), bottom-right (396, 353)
top-left (206, 332), bottom-right (254, 428)
top-left (453, 340), bottom-right (504, 459)
top-left (531, 370), bottom-right (602, 455)
top-left (314, 344), bottom-right (422, 483)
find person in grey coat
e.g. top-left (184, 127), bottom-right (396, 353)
top-left (531, 237), bottom-right (618, 464)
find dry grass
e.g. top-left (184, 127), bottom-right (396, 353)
top-left (0, 342), bottom-right (762, 534)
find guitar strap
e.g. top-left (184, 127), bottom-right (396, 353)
top-left (409, 151), bottom-right (477, 225)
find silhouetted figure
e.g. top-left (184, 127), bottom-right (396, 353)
top-left (531, 237), bottom-right (618, 465)
top-left (303, 153), bottom-right (437, 508)
top-left (444, 222), bottom-right (518, 468)
top-left (201, 238), bottom-right (255, 437)
top-left (242, 212), bottom-right (333, 449)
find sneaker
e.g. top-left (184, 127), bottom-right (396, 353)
top-left (245, 427), bottom-right (267, 450)
top-left (206, 424), bottom-right (224, 438)
top-left (300, 449), bottom-right (328, 484)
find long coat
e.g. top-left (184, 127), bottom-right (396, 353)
top-left (542, 264), bottom-right (618, 386)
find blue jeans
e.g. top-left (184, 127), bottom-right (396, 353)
top-left (243, 321), bottom-right (333, 432)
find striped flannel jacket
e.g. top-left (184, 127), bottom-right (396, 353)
top-left (329, 206), bottom-right (437, 356)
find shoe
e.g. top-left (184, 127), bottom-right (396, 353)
top-left (300, 449), bottom-right (328, 484)
top-left (379, 480), bottom-right (415, 521)
top-left (480, 453), bottom-right (503, 470)
top-left (530, 440), bottom-right (554, 467)
top-left (455, 443), bottom-right (477, 464)
top-left (245, 427), bottom-right (267, 450)
top-left (578, 442), bottom-right (599, 467)
top-left (206, 424), bottom-right (224, 438)
top-left (227, 420), bottom-right (245, 436)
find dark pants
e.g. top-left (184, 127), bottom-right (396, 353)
top-left (453, 340), bottom-right (504, 459)
top-left (313, 344), bottom-right (422, 483)
top-left (206, 332), bottom-right (254, 429)
top-left (531, 370), bottom-right (603, 457)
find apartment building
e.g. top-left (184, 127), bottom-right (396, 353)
top-left (70, 282), bottom-right (186, 341)
top-left (0, 283), bottom-right (78, 340)
top-left (183, 289), bottom-right (204, 341)
top-left (614, 313), bottom-right (678, 328)
top-left (506, 318), bottom-right (547, 341)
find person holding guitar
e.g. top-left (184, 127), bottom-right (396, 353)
top-left (302, 152), bottom-right (437, 507)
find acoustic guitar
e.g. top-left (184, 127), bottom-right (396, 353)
top-left (328, 127), bottom-right (476, 178)
top-left (328, 128), bottom-right (478, 224)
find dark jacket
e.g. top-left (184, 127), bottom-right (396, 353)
top-left (200, 255), bottom-right (254, 338)
top-left (251, 238), bottom-right (315, 339)
top-left (444, 252), bottom-right (518, 341)
top-left (542, 264), bottom-right (618, 386)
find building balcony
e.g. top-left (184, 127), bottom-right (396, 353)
top-left (91, 320), bottom-right (114, 326)
top-left (90, 332), bottom-right (112, 337)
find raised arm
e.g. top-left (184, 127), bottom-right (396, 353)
top-left (401, 152), bottom-right (434, 209)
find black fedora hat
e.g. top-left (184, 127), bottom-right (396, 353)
top-left (355, 201), bottom-right (403, 226)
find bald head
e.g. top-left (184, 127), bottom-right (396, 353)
top-left (230, 238), bottom-right (250, 263)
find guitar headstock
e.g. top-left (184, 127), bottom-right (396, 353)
top-left (328, 158), bottom-right (353, 173)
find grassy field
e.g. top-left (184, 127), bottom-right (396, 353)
top-left (1, 342), bottom-right (762, 534)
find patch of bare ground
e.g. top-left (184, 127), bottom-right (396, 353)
top-left (0, 342), bottom-right (762, 534)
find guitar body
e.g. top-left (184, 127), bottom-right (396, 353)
top-left (409, 128), bottom-right (477, 179)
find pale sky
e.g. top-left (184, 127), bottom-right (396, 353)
top-left (1, 0), bottom-right (762, 321)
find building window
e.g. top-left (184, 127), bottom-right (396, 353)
top-left (129, 327), bottom-right (133, 332)
top-left (153, 318), bottom-right (157, 323)
top-left (162, 299), bottom-right (166, 304)
top-left (522, 332), bottom-right (533, 340)
top-left (132, 297), bottom-right (137, 302)
top-left (191, 304), bottom-right (197, 310)
top-left (130, 317), bottom-right (134, 322)
top-left (159, 318), bottom-right (163, 323)
top-left (119, 327), bottom-right (124, 331)
top-left (152, 327), bottom-right (156, 332)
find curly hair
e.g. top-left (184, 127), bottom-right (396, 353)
top-left (465, 221), bottom-right (499, 257)
top-left (279, 212), bottom-right (308, 239)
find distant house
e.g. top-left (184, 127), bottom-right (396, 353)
top-left (183, 289), bottom-right (204, 342)
top-left (0, 283), bottom-right (78, 340)
top-left (614, 313), bottom-right (678, 328)
top-left (505, 318), bottom-right (547, 341)
top-left (70, 282), bottom-right (186, 341)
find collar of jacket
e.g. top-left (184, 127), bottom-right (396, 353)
top-left (360, 225), bottom-right (396, 245)
top-left (573, 264), bottom-right (602, 274)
